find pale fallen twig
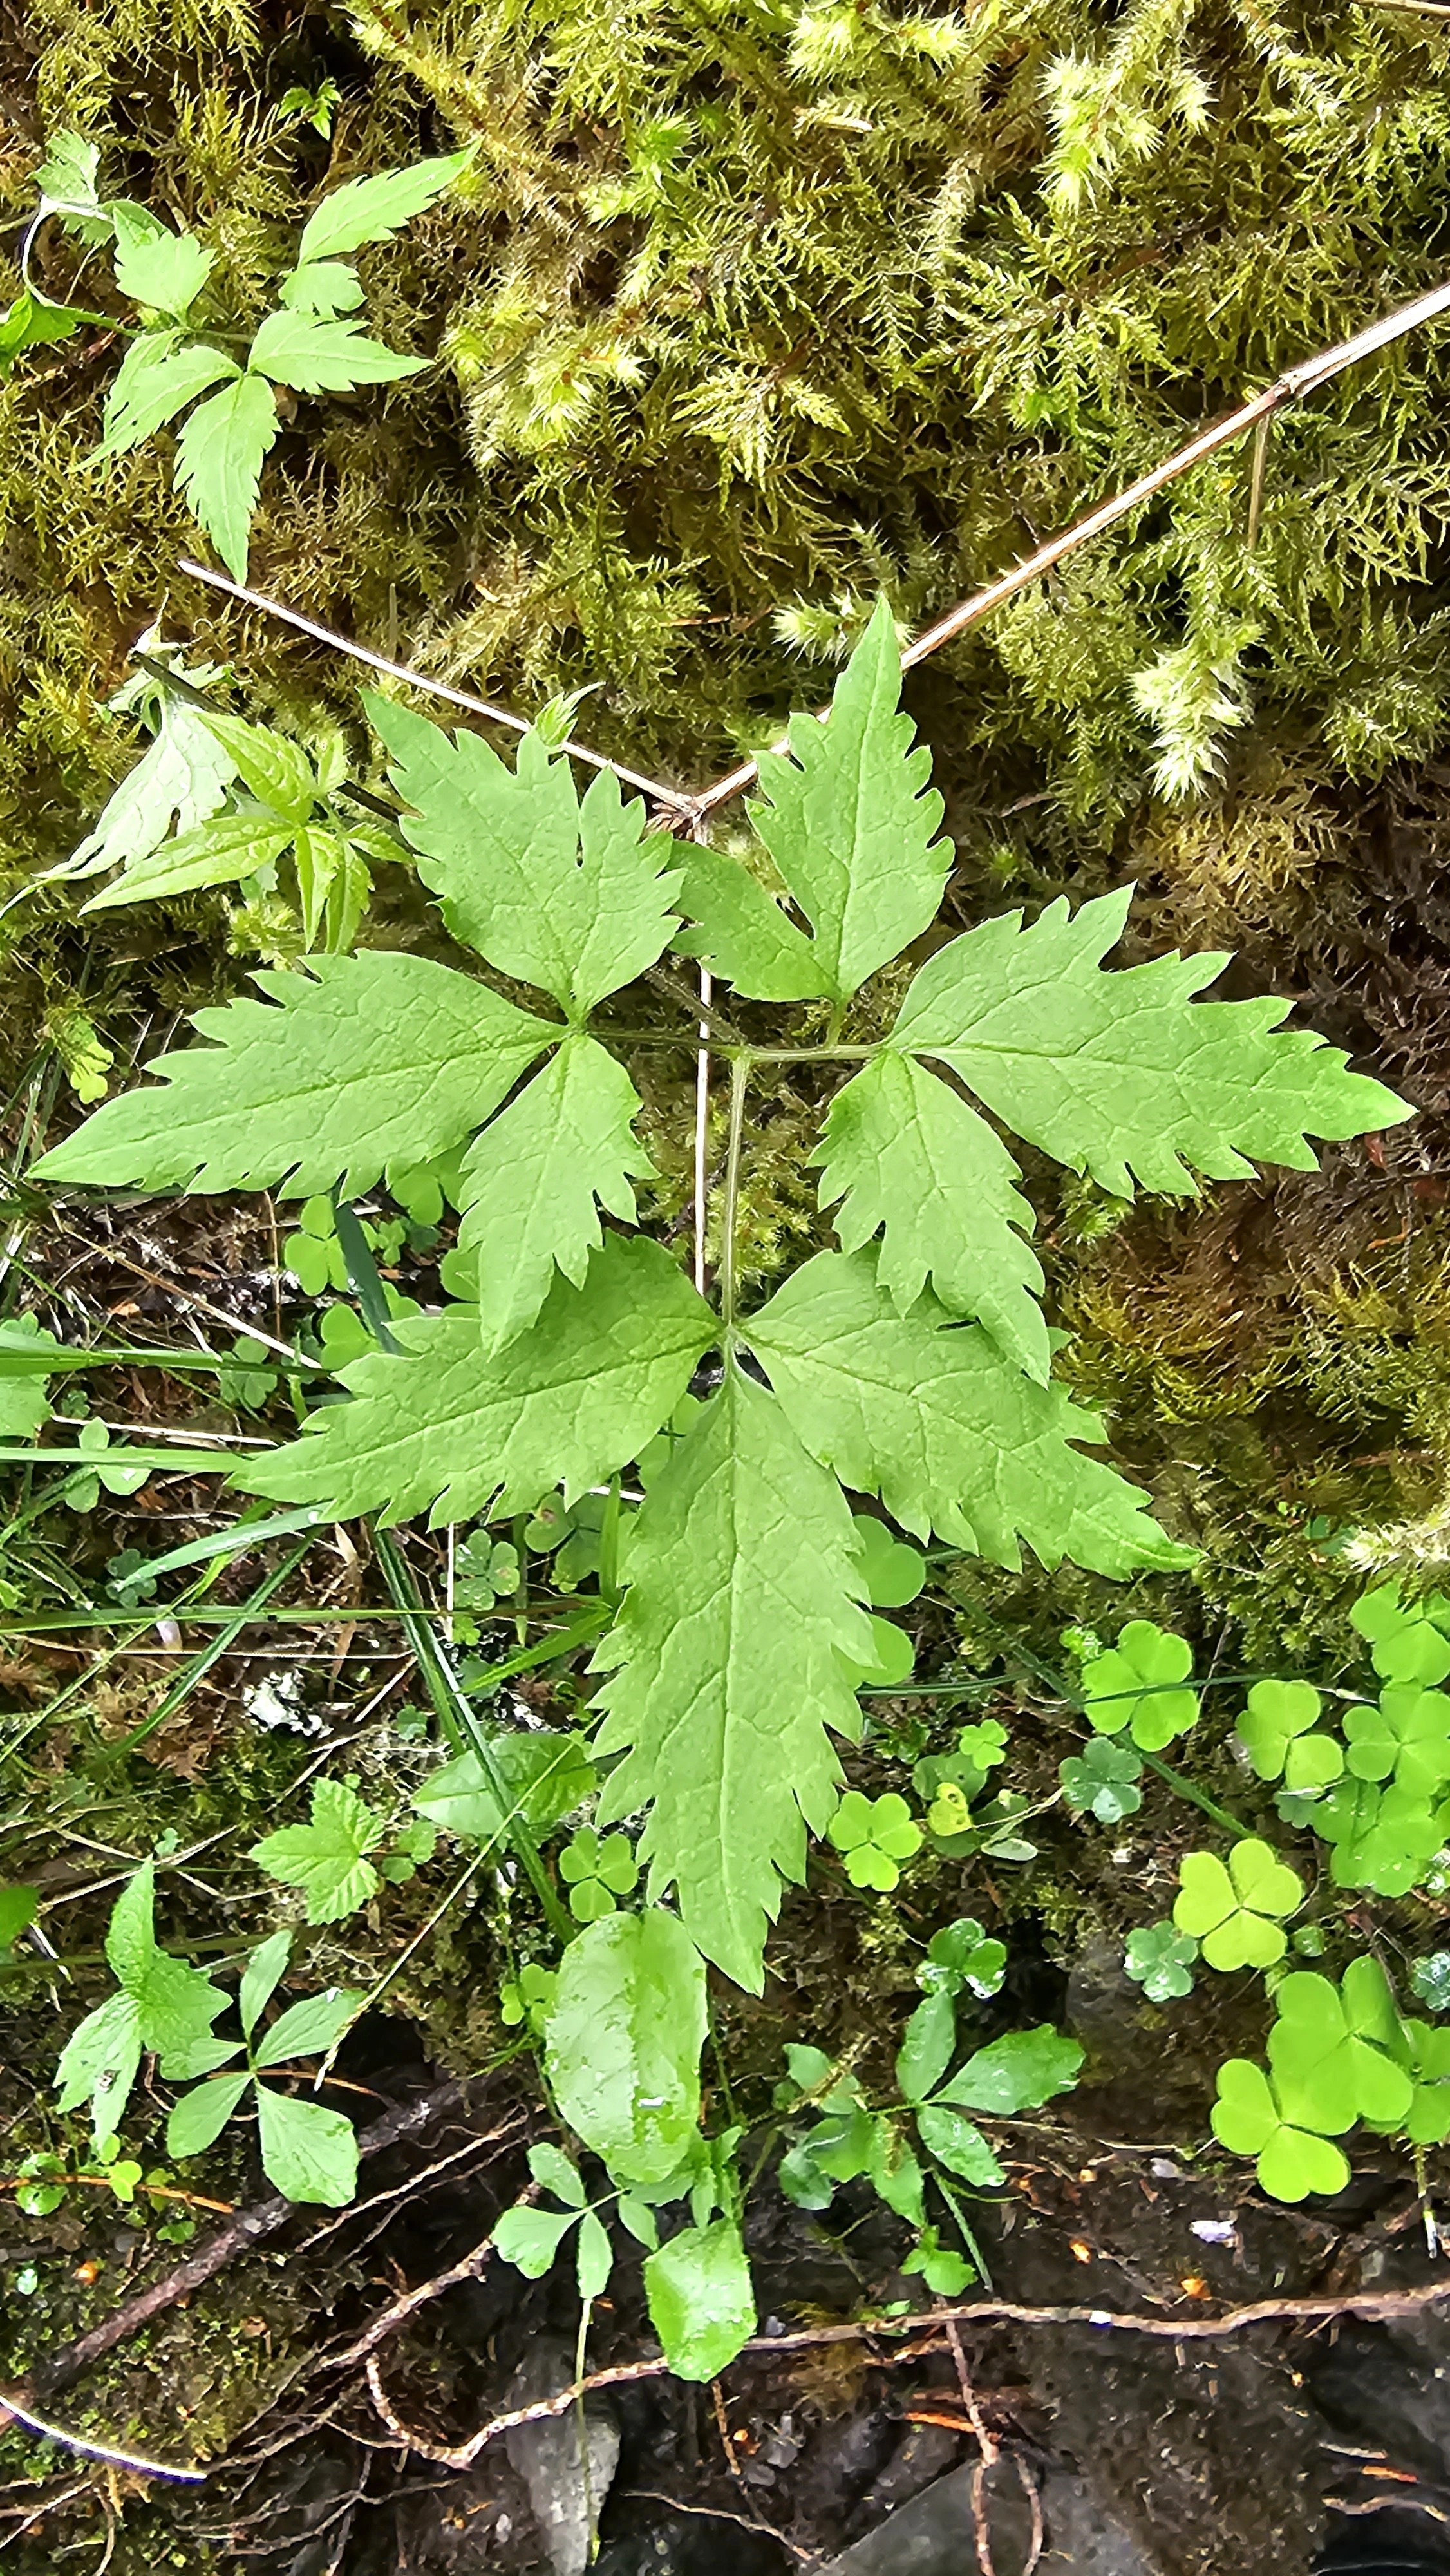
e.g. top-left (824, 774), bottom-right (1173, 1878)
top-left (363, 2272), bottom-right (1450, 2470)
top-left (0, 2391), bottom-right (203, 2485)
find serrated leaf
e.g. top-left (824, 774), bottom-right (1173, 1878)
top-left (255, 2085), bottom-right (358, 2204)
top-left (672, 839), bottom-right (825, 1001)
top-left (0, 1318), bottom-right (61, 1440)
top-left (892, 887), bottom-right (1411, 1197)
top-left (593, 1364), bottom-right (875, 1990)
top-left (109, 205), bottom-right (213, 318)
top-left (35, 131), bottom-right (110, 240)
top-left (0, 289), bottom-right (94, 375)
top-left (279, 262), bottom-right (365, 316)
top-left (742, 599), bottom-right (948, 1002)
top-left (243, 1233), bottom-right (713, 1528)
top-left (297, 149), bottom-right (473, 264)
top-left (174, 370), bottom-right (280, 583)
top-left (458, 1034), bottom-right (652, 1349)
top-left (95, 332), bottom-right (241, 460)
top-left (240, 1929), bottom-right (292, 2041)
top-left (247, 309), bottom-right (425, 393)
top-left (250, 1780), bottom-right (385, 1924)
top-left (196, 713), bottom-right (317, 824)
top-left (369, 697), bottom-right (682, 1013)
top-left (543, 1909), bottom-right (706, 2184)
top-left (749, 1249), bottom-right (1189, 1577)
top-left (62, 685), bottom-right (238, 878)
top-left (816, 1050), bottom-right (1048, 1381)
top-left (643, 2218), bottom-right (757, 2381)
top-left (56, 1993), bottom-right (144, 2143)
top-left (82, 811), bottom-right (295, 911)
top-left (167, 2070), bottom-right (252, 2158)
top-left (936, 2026), bottom-right (1084, 2114)
top-left (33, 951), bottom-right (557, 1197)
top-left (254, 1985), bottom-right (362, 2067)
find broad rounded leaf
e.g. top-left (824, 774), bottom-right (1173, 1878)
top-left (937, 2026), bottom-right (1083, 2115)
top-left (645, 2219), bottom-right (758, 2381)
top-left (544, 1909), bottom-right (707, 2186)
top-left (255, 2085), bottom-right (358, 2206)
top-left (914, 2105), bottom-right (1005, 2184)
top-left (167, 2070), bottom-right (251, 2158)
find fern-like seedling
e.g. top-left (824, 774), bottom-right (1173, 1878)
top-left (34, 602), bottom-right (1409, 1989)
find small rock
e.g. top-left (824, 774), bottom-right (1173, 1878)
top-left (504, 2336), bottom-right (621, 2576)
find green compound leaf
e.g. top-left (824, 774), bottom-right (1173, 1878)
top-left (559, 1826), bottom-right (639, 1921)
top-left (1410, 1953), bottom-right (1450, 2014)
top-left (255, 2085), bottom-right (358, 2206)
top-left (241, 1235), bottom-right (714, 1528)
top-left (644, 2217), bottom-right (757, 2382)
top-left (1312, 1777), bottom-right (1445, 1898)
top-left (1400, 2021), bottom-right (1450, 2146)
top-left (296, 149), bottom-right (474, 264)
top-left (95, 331), bottom-right (240, 459)
top-left (1266, 1960), bottom-right (1413, 2133)
top-left (816, 1051), bottom-right (1049, 1383)
top-left (936, 2026), bottom-right (1084, 2115)
top-left (1172, 1839), bottom-right (1303, 1970)
top-left (458, 1034), bottom-right (652, 1350)
top-left (109, 205), bottom-right (213, 319)
top-left (248, 309), bottom-right (425, 393)
top-left (1238, 1679), bottom-right (1342, 1791)
top-left (592, 1364), bottom-right (874, 1991)
top-left (890, 886), bottom-right (1412, 1197)
top-left (250, 1779), bottom-right (385, 1925)
top-left (370, 697), bottom-right (682, 1014)
top-left (749, 1249), bottom-right (1189, 1577)
top-left (33, 952), bottom-right (558, 1198)
top-left (0, 289), bottom-right (93, 377)
top-left (672, 839), bottom-right (825, 1000)
top-left (918, 1917), bottom-right (1008, 2000)
top-left (1344, 1685), bottom-right (1450, 1801)
top-left (174, 370), bottom-right (281, 583)
top-left (740, 600), bottom-right (950, 1003)
top-left (1123, 1922), bottom-right (1197, 2002)
top-left (543, 1909), bottom-right (706, 2186)
top-left (1211, 2060), bottom-right (1351, 2203)
top-left (1080, 1620), bottom-right (1199, 1750)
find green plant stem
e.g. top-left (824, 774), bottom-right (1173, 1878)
top-left (1138, 1750), bottom-right (1250, 1839)
top-left (372, 1527), bottom-right (576, 1942)
top-left (930, 2166), bottom-right (993, 2292)
top-left (720, 1052), bottom-right (749, 1329)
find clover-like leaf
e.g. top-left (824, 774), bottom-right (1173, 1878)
top-left (558, 1826), bottom-right (640, 1922)
top-left (1266, 1958), bottom-right (1413, 2132)
top-left (827, 1789), bottom-right (922, 1892)
top-left (1080, 1620), bottom-right (1198, 1750)
top-left (1311, 1777), bottom-right (1445, 1898)
top-left (1124, 1922), bottom-right (1197, 2002)
top-left (1211, 2059), bottom-right (1351, 2202)
top-left (1344, 1685), bottom-right (1450, 1802)
top-left (1172, 1839), bottom-right (1303, 1970)
top-left (1238, 1679), bottom-right (1342, 1791)
top-left (1061, 1737), bottom-right (1144, 1823)
top-left (917, 1917), bottom-right (1007, 2001)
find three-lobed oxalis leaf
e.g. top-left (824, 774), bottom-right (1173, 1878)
top-left (33, 601), bottom-right (1411, 1993)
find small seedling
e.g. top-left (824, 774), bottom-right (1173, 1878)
top-left (1080, 1619), bottom-right (1200, 1751)
top-left (1124, 1922), bottom-right (1197, 2001)
top-left (1061, 1737), bottom-right (1144, 1823)
top-left (1172, 1838), bottom-right (1303, 1969)
top-left (558, 1826), bottom-right (640, 1921)
top-left (827, 1790), bottom-right (922, 1891)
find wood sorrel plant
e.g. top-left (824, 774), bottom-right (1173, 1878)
top-left (34, 601), bottom-right (1408, 1992)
